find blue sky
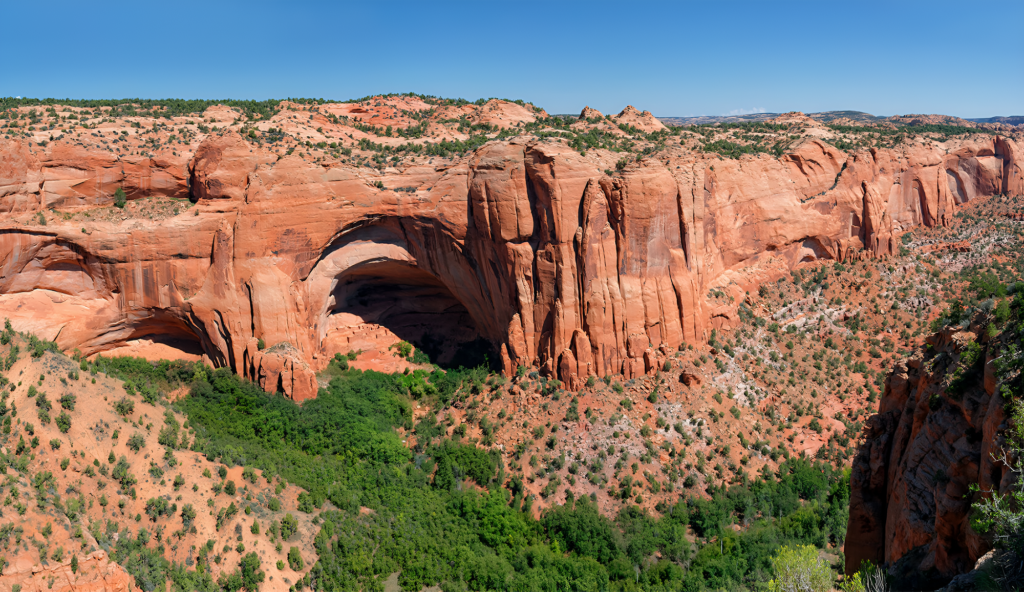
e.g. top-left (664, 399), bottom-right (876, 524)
top-left (3, 0), bottom-right (1021, 118)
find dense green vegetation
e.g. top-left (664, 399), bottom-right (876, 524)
top-left (61, 357), bottom-right (849, 591)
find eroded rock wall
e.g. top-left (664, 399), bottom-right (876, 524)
top-left (1, 133), bottom-right (1021, 398)
top-left (845, 324), bottom-right (1015, 585)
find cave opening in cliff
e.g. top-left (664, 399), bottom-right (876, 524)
top-left (328, 260), bottom-right (496, 369)
top-left (98, 313), bottom-right (207, 362)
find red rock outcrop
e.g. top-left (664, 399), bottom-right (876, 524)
top-left (0, 140), bottom-right (189, 213)
top-left (1, 550), bottom-right (133, 592)
top-left (469, 99), bottom-right (547, 128)
top-left (613, 105), bottom-right (667, 132)
top-left (768, 111), bottom-right (817, 126)
top-left (1, 129), bottom-right (1021, 398)
top-left (845, 323), bottom-right (1015, 585)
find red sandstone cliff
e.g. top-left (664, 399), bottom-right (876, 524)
top-left (1, 121), bottom-right (1022, 400)
top-left (845, 321), bottom-right (1015, 587)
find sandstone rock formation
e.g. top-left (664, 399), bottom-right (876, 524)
top-left (613, 105), bottom-right (667, 132)
top-left (470, 99), bottom-right (546, 128)
top-left (845, 323), bottom-right (1015, 587)
top-left (1, 110), bottom-right (1021, 399)
top-left (1, 550), bottom-right (133, 592)
top-left (579, 106), bottom-right (604, 120)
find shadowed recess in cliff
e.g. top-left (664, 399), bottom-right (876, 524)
top-left (328, 259), bottom-right (496, 369)
top-left (90, 309), bottom-right (209, 362)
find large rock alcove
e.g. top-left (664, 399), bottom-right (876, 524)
top-left (306, 225), bottom-right (495, 370)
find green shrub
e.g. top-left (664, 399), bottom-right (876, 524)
top-left (181, 503), bottom-right (197, 527)
top-left (144, 497), bottom-right (170, 521)
top-left (767, 545), bottom-right (833, 592)
top-left (391, 341), bottom-right (413, 358)
top-left (55, 411), bottom-right (71, 433)
top-left (279, 513), bottom-right (299, 540)
top-left (114, 397), bottom-right (134, 416)
top-left (126, 433), bottom-right (145, 452)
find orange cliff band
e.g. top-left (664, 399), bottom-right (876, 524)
top-left (0, 127), bottom-right (1020, 399)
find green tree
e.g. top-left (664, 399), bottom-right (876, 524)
top-left (55, 411), bottom-right (71, 433)
top-left (181, 503), bottom-right (197, 528)
top-left (145, 497), bottom-right (169, 521)
top-left (127, 432), bottom-right (145, 452)
top-left (280, 513), bottom-right (298, 540)
top-left (59, 393), bottom-right (76, 411)
top-left (767, 545), bottom-right (834, 592)
top-left (239, 552), bottom-right (265, 591)
top-left (113, 187), bottom-right (127, 208)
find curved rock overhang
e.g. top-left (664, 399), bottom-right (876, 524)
top-left (1, 133), bottom-right (1021, 398)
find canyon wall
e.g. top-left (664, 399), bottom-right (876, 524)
top-left (1, 132), bottom-right (1022, 399)
top-left (845, 323), bottom-right (1015, 588)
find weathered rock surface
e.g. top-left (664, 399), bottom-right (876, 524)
top-left (613, 105), bottom-right (667, 132)
top-left (1, 129), bottom-right (1021, 398)
top-left (0, 550), bottom-right (133, 592)
top-left (845, 323), bottom-right (1015, 587)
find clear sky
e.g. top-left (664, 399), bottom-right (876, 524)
top-left (3, 0), bottom-right (1021, 118)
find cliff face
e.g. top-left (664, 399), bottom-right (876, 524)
top-left (1, 129), bottom-right (1022, 399)
top-left (845, 324), bottom-right (1015, 586)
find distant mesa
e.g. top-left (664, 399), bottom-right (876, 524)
top-left (970, 115), bottom-right (1024, 125)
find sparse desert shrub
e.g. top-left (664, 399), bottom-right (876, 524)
top-left (126, 432), bottom-right (145, 452)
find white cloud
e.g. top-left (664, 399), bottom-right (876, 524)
top-left (725, 107), bottom-right (766, 116)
